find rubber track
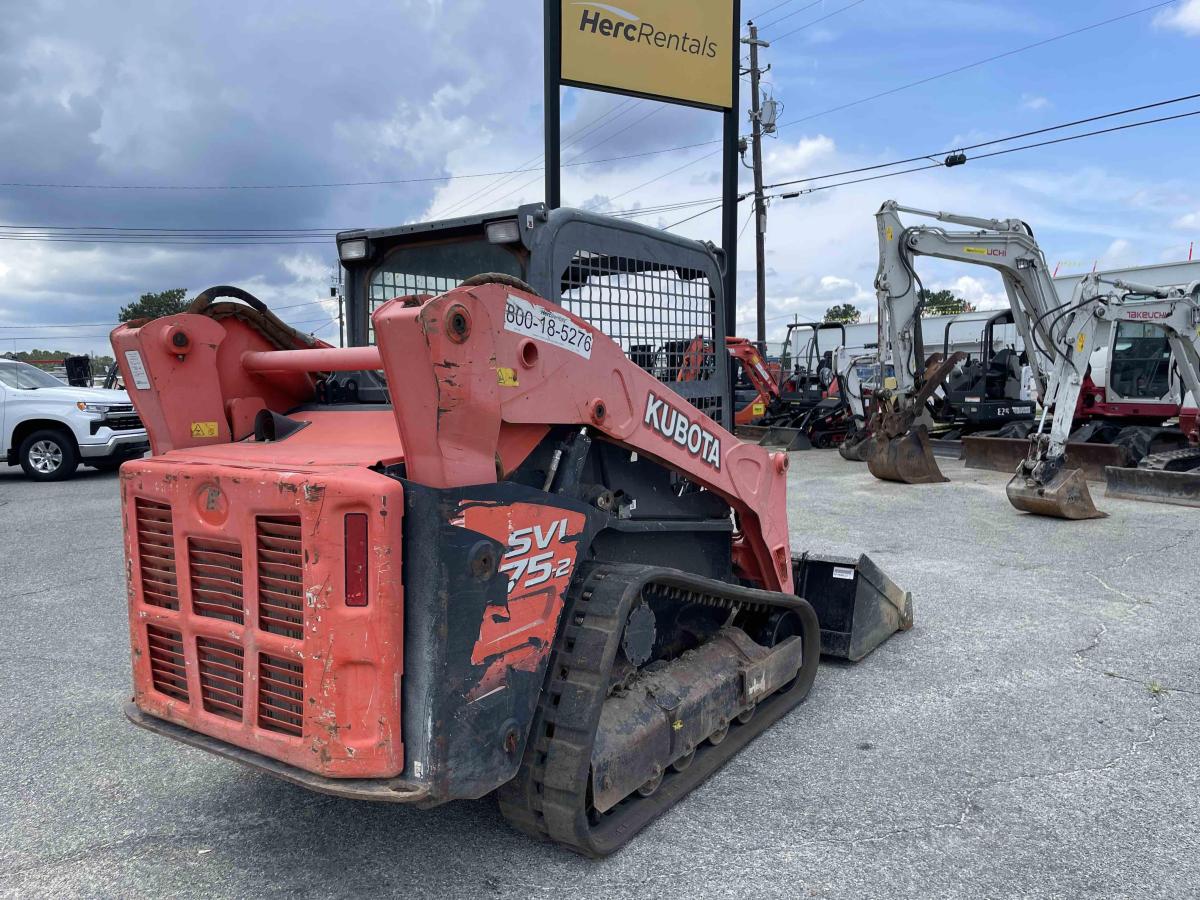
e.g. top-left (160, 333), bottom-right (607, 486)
top-left (1138, 447), bottom-right (1200, 472)
top-left (497, 561), bottom-right (820, 857)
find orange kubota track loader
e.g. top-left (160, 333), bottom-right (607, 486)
top-left (113, 206), bottom-right (911, 856)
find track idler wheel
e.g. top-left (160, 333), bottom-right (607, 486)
top-left (865, 425), bottom-right (948, 484)
top-left (1006, 466), bottom-right (1106, 519)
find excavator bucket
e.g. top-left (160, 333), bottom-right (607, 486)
top-left (865, 425), bottom-right (948, 484)
top-left (1006, 466), bottom-right (1106, 519)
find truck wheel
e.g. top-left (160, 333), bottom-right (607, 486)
top-left (18, 429), bottom-right (79, 481)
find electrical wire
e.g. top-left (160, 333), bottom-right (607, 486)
top-left (768, 0), bottom-right (870, 42)
top-left (738, 206), bottom-right (757, 240)
top-left (763, 91), bottom-right (1200, 191)
top-left (758, 0), bottom-right (826, 30)
top-left (774, 1), bottom-right (1177, 130)
top-left (751, 0), bottom-right (808, 24)
top-left (664, 202), bottom-right (727, 231)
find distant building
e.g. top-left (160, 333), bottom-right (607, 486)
top-left (783, 259), bottom-right (1200, 362)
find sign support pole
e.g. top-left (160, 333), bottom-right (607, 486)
top-left (720, 0), bottom-right (739, 340)
top-left (545, 0), bottom-right (562, 209)
top-left (721, 0), bottom-right (742, 340)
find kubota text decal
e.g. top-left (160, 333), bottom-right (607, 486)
top-left (644, 391), bottom-right (722, 470)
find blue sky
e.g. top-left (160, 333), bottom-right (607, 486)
top-left (0, 0), bottom-right (1197, 353)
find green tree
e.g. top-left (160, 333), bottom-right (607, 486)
top-left (919, 288), bottom-right (976, 318)
top-left (823, 303), bottom-right (861, 324)
top-left (118, 288), bottom-right (189, 322)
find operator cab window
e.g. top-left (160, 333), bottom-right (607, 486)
top-left (366, 240), bottom-right (525, 344)
top-left (1109, 320), bottom-right (1172, 400)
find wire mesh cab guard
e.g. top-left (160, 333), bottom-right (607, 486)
top-left (338, 204), bottom-right (731, 429)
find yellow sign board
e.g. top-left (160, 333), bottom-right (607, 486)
top-left (560, 1), bottom-right (735, 110)
top-left (190, 421), bottom-right (219, 439)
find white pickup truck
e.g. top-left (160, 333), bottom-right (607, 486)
top-left (0, 357), bottom-right (150, 481)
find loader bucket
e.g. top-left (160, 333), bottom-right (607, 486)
top-left (760, 426), bottom-right (812, 451)
top-left (793, 553), bottom-right (913, 661)
top-left (1105, 466), bottom-right (1200, 508)
top-left (865, 426), bottom-right (948, 484)
top-left (1006, 466), bottom-right (1106, 519)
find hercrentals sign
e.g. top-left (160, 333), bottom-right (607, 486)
top-left (560, 1), bottom-right (735, 110)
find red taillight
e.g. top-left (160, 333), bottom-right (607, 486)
top-left (345, 513), bottom-right (368, 606)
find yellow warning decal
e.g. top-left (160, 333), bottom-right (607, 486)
top-left (496, 367), bottom-right (519, 387)
top-left (190, 421), bottom-right (219, 439)
top-left (752, 402), bottom-right (766, 416)
top-left (964, 247), bottom-right (988, 255)
top-left (1076, 334), bottom-right (1086, 353)
top-left (886, 226), bottom-right (893, 241)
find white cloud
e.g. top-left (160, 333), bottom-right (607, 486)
top-left (1174, 212), bottom-right (1200, 230)
top-left (1156, 0), bottom-right (1200, 34)
top-left (1020, 94), bottom-right (1051, 111)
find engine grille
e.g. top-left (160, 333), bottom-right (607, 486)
top-left (258, 653), bottom-right (305, 736)
top-left (132, 497), bottom-right (311, 742)
top-left (197, 637), bottom-right (245, 721)
top-left (256, 516), bottom-right (305, 640)
top-left (188, 537), bottom-right (244, 624)
top-left (135, 499), bottom-right (178, 610)
top-left (146, 624), bottom-right (188, 701)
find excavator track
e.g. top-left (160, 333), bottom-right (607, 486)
top-left (498, 561), bottom-right (820, 857)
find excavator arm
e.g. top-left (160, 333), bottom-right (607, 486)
top-left (865, 200), bottom-right (1070, 483)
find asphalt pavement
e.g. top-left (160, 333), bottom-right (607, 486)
top-left (0, 453), bottom-right (1195, 899)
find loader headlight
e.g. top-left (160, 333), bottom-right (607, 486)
top-left (485, 219), bottom-right (521, 244)
top-left (338, 238), bottom-right (368, 262)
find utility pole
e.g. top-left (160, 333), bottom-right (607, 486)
top-left (742, 22), bottom-right (771, 346)
top-left (330, 264), bottom-right (345, 348)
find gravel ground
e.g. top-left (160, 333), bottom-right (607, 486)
top-left (0, 453), bottom-right (1195, 899)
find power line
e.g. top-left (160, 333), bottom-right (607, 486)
top-left (664, 202), bottom-right (727, 231)
top-left (764, 91), bottom-right (1200, 191)
top-left (768, 108), bottom-right (1200, 201)
top-left (775, 0), bottom-right (1176, 129)
top-left (758, 0), bottom-right (825, 30)
top-left (625, 100), bottom-right (1200, 230)
top-left (768, 0), bottom-right (869, 42)
top-left (434, 96), bottom-right (642, 218)
top-left (0, 4), bottom-right (1171, 198)
top-left (751, 0), bottom-right (807, 23)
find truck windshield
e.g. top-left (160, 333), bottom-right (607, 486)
top-left (0, 360), bottom-right (65, 389)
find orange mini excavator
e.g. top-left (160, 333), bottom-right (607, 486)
top-left (113, 206), bottom-right (911, 856)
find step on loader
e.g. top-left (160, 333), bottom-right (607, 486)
top-left (112, 206), bottom-right (912, 856)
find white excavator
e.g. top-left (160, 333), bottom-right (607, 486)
top-left (848, 200), bottom-right (1198, 517)
top-left (1007, 275), bottom-right (1200, 517)
top-left (841, 201), bottom-right (1062, 484)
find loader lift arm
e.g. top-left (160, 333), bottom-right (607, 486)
top-left (1006, 276), bottom-right (1200, 518)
